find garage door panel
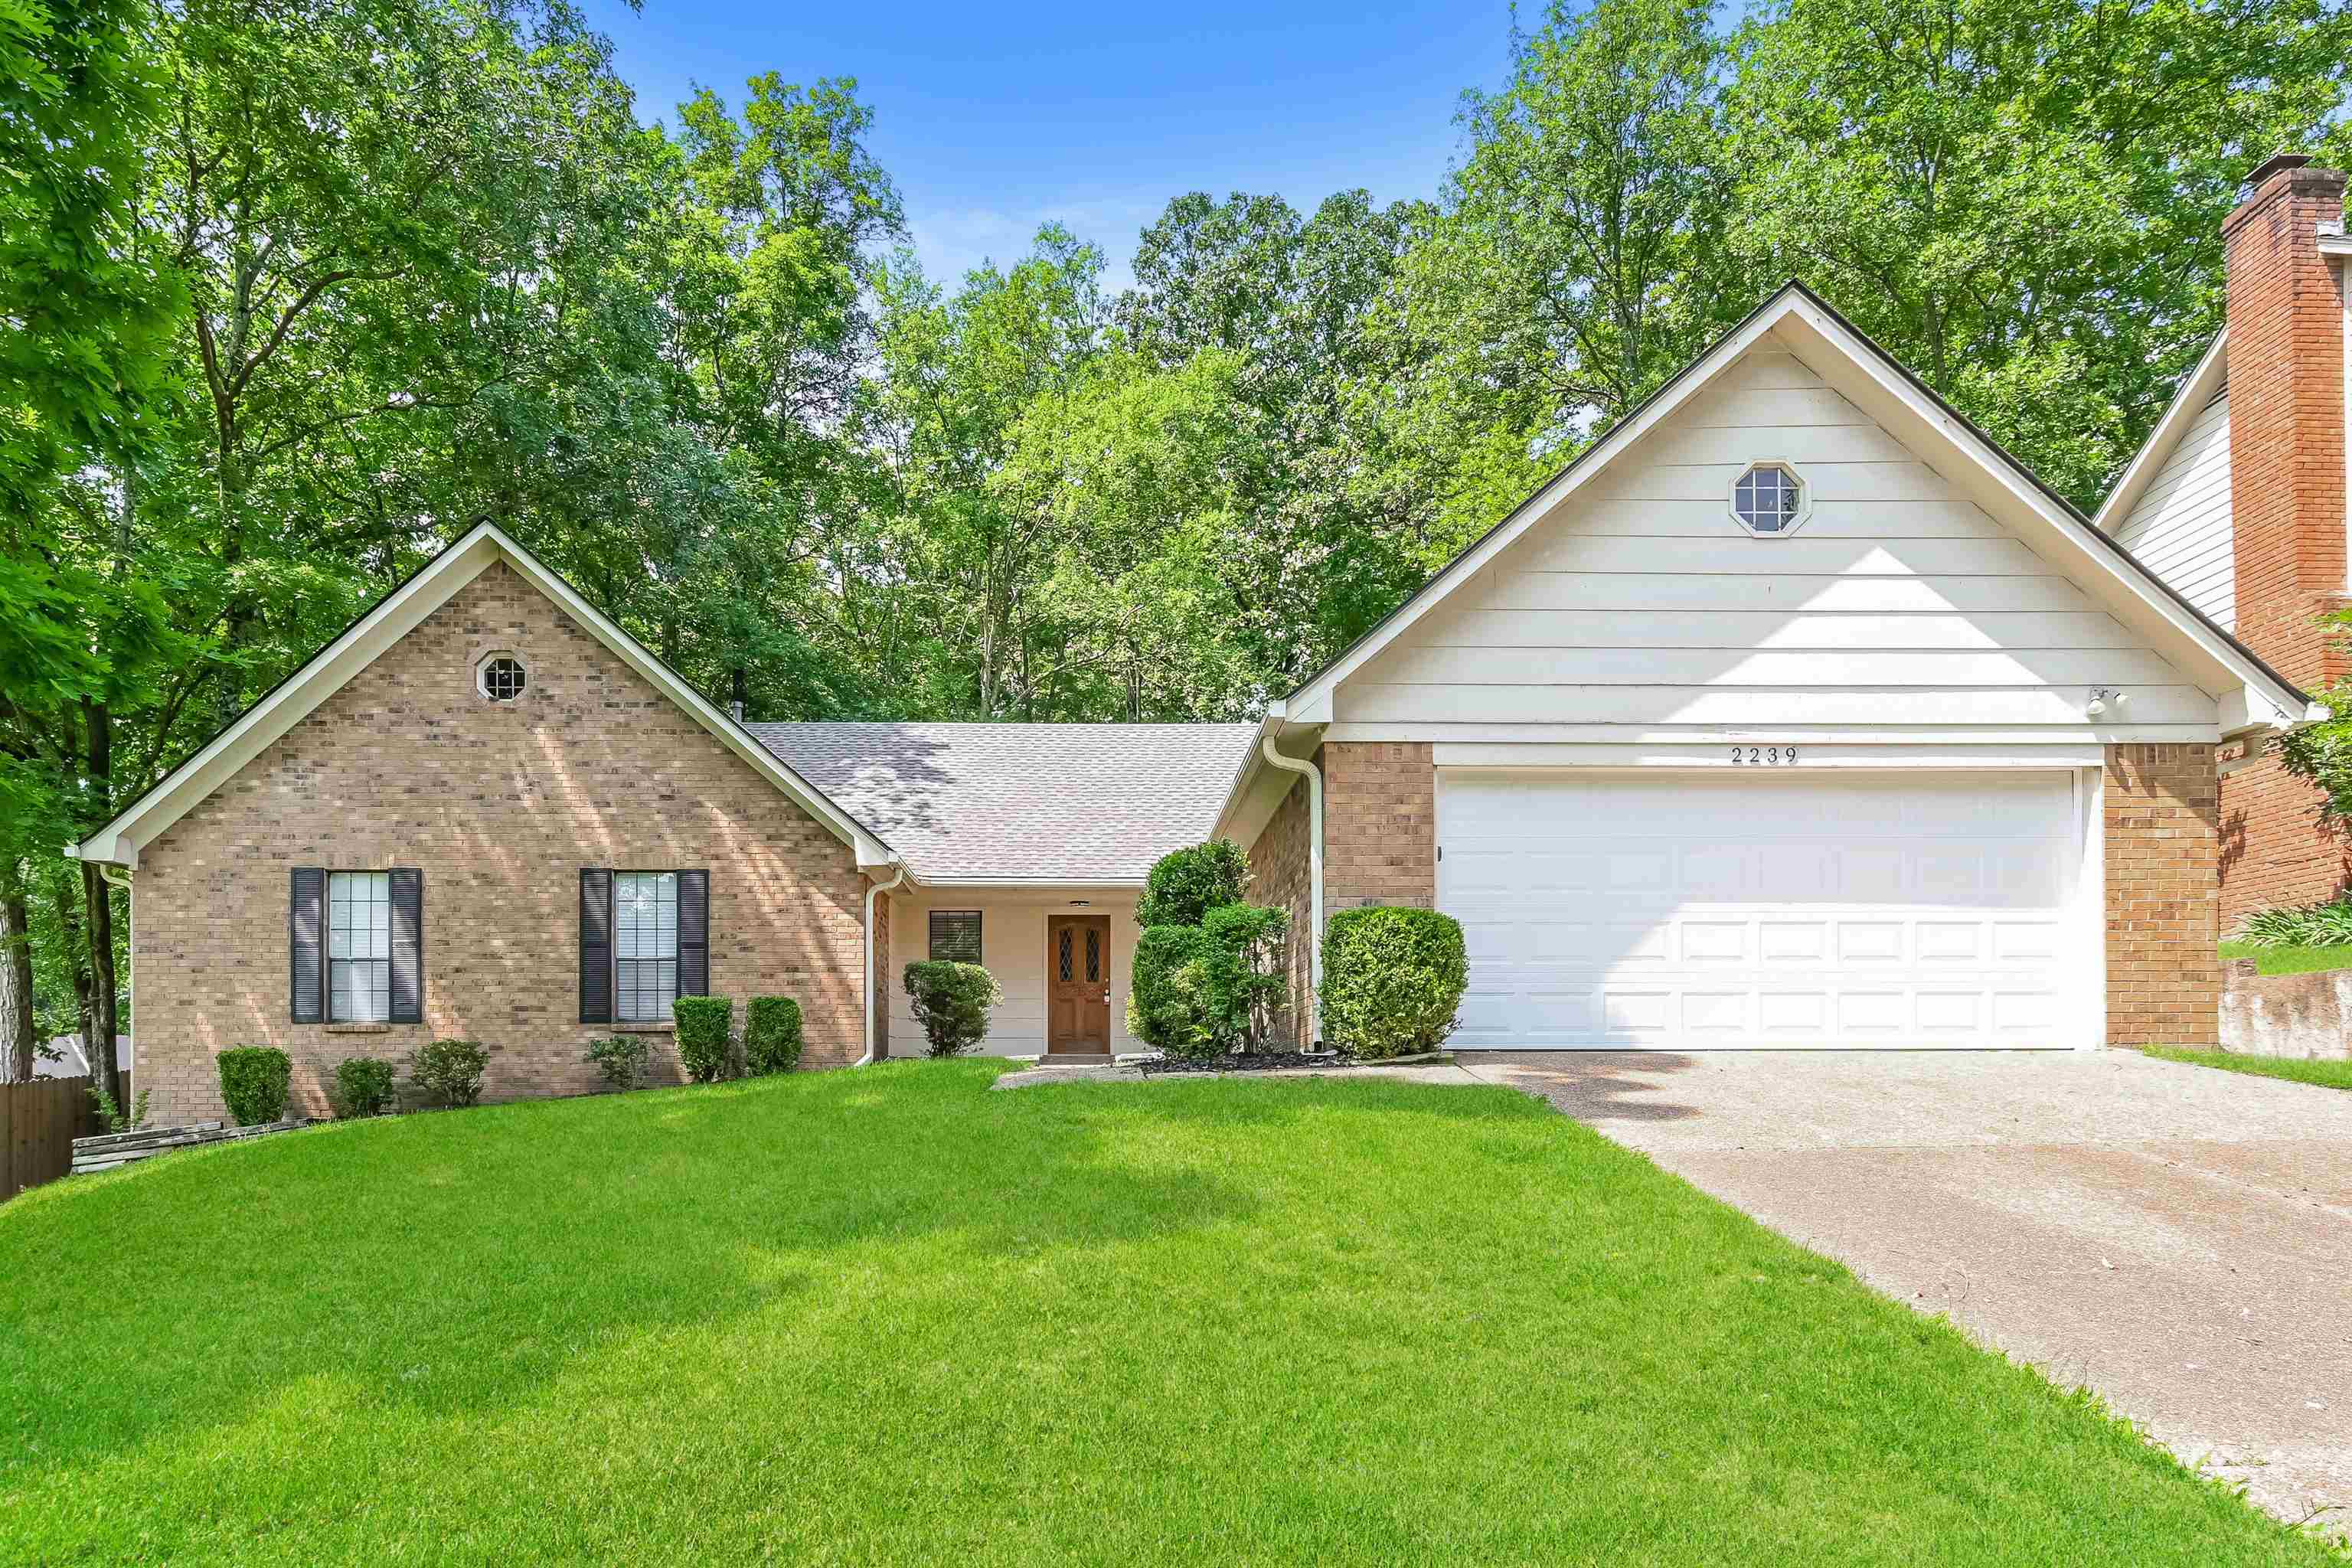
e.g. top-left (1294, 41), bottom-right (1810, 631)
top-left (1437, 770), bottom-right (2083, 1049)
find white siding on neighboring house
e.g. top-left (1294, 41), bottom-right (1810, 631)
top-left (2108, 391), bottom-right (2234, 631)
top-left (1333, 349), bottom-right (2219, 740)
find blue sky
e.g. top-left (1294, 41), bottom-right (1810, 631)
top-left (576, 1), bottom-right (1520, 292)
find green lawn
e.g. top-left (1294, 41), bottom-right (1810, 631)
top-left (2146, 1046), bottom-right (2352, 1092)
top-left (2218, 939), bottom-right (2352, 976)
top-left (2, 1064), bottom-right (2334, 1566)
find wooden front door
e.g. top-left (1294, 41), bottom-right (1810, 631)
top-left (1046, 915), bottom-right (1112, 1055)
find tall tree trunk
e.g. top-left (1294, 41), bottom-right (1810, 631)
top-left (78, 695), bottom-right (122, 1110)
top-left (51, 871), bottom-right (94, 1077)
top-left (0, 858), bottom-right (33, 1083)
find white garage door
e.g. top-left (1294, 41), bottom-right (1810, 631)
top-left (1439, 770), bottom-right (2086, 1049)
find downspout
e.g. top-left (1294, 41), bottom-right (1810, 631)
top-left (860, 863), bottom-right (907, 1066)
top-left (99, 863), bottom-right (134, 1100)
top-left (1258, 735), bottom-right (1323, 1043)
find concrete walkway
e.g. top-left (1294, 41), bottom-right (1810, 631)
top-left (1458, 1049), bottom-right (2352, 1537)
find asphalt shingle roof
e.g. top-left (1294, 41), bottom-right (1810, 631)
top-left (746, 722), bottom-right (1258, 884)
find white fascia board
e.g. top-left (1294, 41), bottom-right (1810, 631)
top-left (72, 521), bottom-right (897, 870)
top-left (1281, 298), bottom-right (1802, 720)
top-left (1769, 299), bottom-right (2309, 724)
top-left (2091, 332), bottom-right (2226, 537)
top-left (910, 877), bottom-right (1146, 890)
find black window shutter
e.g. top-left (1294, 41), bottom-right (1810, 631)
top-left (289, 867), bottom-right (325, 1023)
top-left (388, 867), bottom-right (423, 1024)
top-left (580, 868), bottom-right (614, 1024)
top-left (678, 869), bottom-right (710, 998)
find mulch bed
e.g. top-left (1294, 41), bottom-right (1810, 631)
top-left (1138, 1050), bottom-right (1359, 1076)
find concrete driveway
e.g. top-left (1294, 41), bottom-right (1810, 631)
top-left (1457, 1048), bottom-right (2352, 1537)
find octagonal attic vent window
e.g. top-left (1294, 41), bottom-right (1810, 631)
top-left (1729, 462), bottom-right (1808, 537)
top-left (477, 653), bottom-right (527, 703)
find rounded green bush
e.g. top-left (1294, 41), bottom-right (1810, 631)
top-left (328, 1055), bottom-right (396, 1119)
top-left (671, 996), bottom-right (735, 1083)
top-left (1319, 906), bottom-right (1468, 1060)
top-left (583, 1034), bottom-right (650, 1091)
top-left (744, 996), bottom-right (805, 1075)
top-left (410, 1038), bottom-right (492, 1108)
top-left (1136, 839), bottom-right (1250, 929)
top-left (217, 1046), bottom-right (292, 1125)
top-left (1128, 925), bottom-right (1218, 1060)
top-left (901, 961), bottom-right (999, 1057)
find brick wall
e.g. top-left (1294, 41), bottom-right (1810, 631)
top-left (2105, 744), bottom-right (2223, 1046)
top-left (136, 561), bottom-right (876, 1123)
top-left (2218, 157), bottom-right (2350, 920)
top-left (1243, 775), bottom-right (1312, 1046)
top-left (1321, 742), bottom-right (1436, 912)
top-left (872, 890), bottom-right (890, 1060)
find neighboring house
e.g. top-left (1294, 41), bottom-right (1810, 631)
top-left (2095, 154), bottom-right (2352, 923)
top-left (71, 263), bottom-right (2321, 1122)
top-left (33, 1034), bottom-right (131, 1082)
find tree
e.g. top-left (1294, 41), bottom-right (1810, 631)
top-left (1371, 0), bottom-right (1736, 550)
top-left (1723, 0), bottom-right (2352, 505)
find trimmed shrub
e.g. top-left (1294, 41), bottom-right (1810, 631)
top-left (902, 961), bottom-right (998, 1057)
top-left (410, 1038), bottom-right (491, 1109)
top-left (329, 1056), bottom-right (397, 1119)
top-left (2233, 897), bottom-right (2352, 949)
top-left (1136, 838), bottom-right (1250, 929)
top-left (672, 996), bottom-right (735, 1083)
top-left (1127, 925), bottom-right (1217, 1060)
top-left (1200, 902), bottom-right (1290, 1050)
top-left (583, 1034), bottom-right (650, 1092)
top-left (1320, 907), bottom-right (1468, 1060)
top-left (744, 996), bottom-right (805, 1075)
top-left (217, 1047), bottom-right (292, 1126)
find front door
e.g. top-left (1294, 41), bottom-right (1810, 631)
top-left (1047, 915), bottom-right (1112, 1055)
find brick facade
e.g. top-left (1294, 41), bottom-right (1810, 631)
top-left (1320, 742), bottom-right (1437, 912)
top-left (2105, 744), bottom-right (2223, 1047)
top-left (1243, 774), bottom-right (1312, 1046)
top-left (135, 562), bottom-right (877, 1123)
top-left (2217, 158), bottom-right (2350, 921)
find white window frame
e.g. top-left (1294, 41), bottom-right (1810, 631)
top-left (328, 870), bottom-right (392, 1023)
top-left (613, 871), bottom-right (680, 1022)
top-left (1726, 460), bottom-right (1812, 537)
top-left (475, 650), bottom-right (528, 703)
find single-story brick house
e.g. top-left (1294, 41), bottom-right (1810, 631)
top-left (74, 278), bottom-right (2320, 1124)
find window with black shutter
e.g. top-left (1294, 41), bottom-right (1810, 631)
top-left (290, 867), bottom-right (325, 1022)
top-left (583, 868), bottom-right (707, 1023)
top-left (929, 910), bottom-right (982, 963)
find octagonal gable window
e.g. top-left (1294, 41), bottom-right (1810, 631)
top-left (1729, 462), bottom-right (1808, 537)
top-left (476, 652), bottom-right (528, 703)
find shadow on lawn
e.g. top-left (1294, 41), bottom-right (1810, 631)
top-left (0, 1063), bottom-right (1542, 1480)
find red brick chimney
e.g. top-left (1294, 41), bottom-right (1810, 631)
top-left (2219, 152), bottom-right (2351, 920)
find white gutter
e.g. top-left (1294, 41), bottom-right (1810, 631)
top-left (1258, 728), bottom-right (1324, 1030)
top-left (860, 863), bottom-right (909, 1066)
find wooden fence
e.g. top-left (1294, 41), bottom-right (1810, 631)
top-left (3, 1076), bottom-right (102, 1200)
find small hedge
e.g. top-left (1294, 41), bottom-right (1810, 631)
top-left (672, 995), bottom-right (735, 1083)
top-left (903, 961), bottom-right (998, 1057)
top-left (328, 1056), bottom-right (396, 1119)
top-left (2233, 896), bottom-right (2352, 949)
top-left (744, 996), bottom-right (804, 1075)
top-left (410, 1038), bottom-right (491, 1109)
top-left (1320, 906), bottom-right (1468, 1060)
top-left (583, 1034), bottom-right (650, 1092)
top-left (1128, 925), bottom-right (1218, 1060)
top-left (1136, 838), bottom-right (1250, 928)
top-left (217, 1047), bottom-right (292, 1126)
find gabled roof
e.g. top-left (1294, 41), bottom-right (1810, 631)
top-left (1276, 283), bottom-right (2311, 733)
top-left (70, 523), bottom-right (895, 869)
top-left (2092, 331), bottom-right (2229, 538)
top-left (749, 722), bottom-right (1256, 885)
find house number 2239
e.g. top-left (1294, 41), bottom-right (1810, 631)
top-left (1730, 746), bottom-right (1799, 765)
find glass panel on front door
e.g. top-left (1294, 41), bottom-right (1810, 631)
top-left (1058, 927), bottom-right (1073, 982)
top-left (1085, 927), bottom-right (1100, 983)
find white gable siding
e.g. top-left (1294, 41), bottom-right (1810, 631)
top-left (1334, 348), bottom-right (2220, 740)
top-left (2107, 390), bottom-right (2234, 631)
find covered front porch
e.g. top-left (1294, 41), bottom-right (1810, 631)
top-left (884, 885), bottom-right (1144, 1059)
